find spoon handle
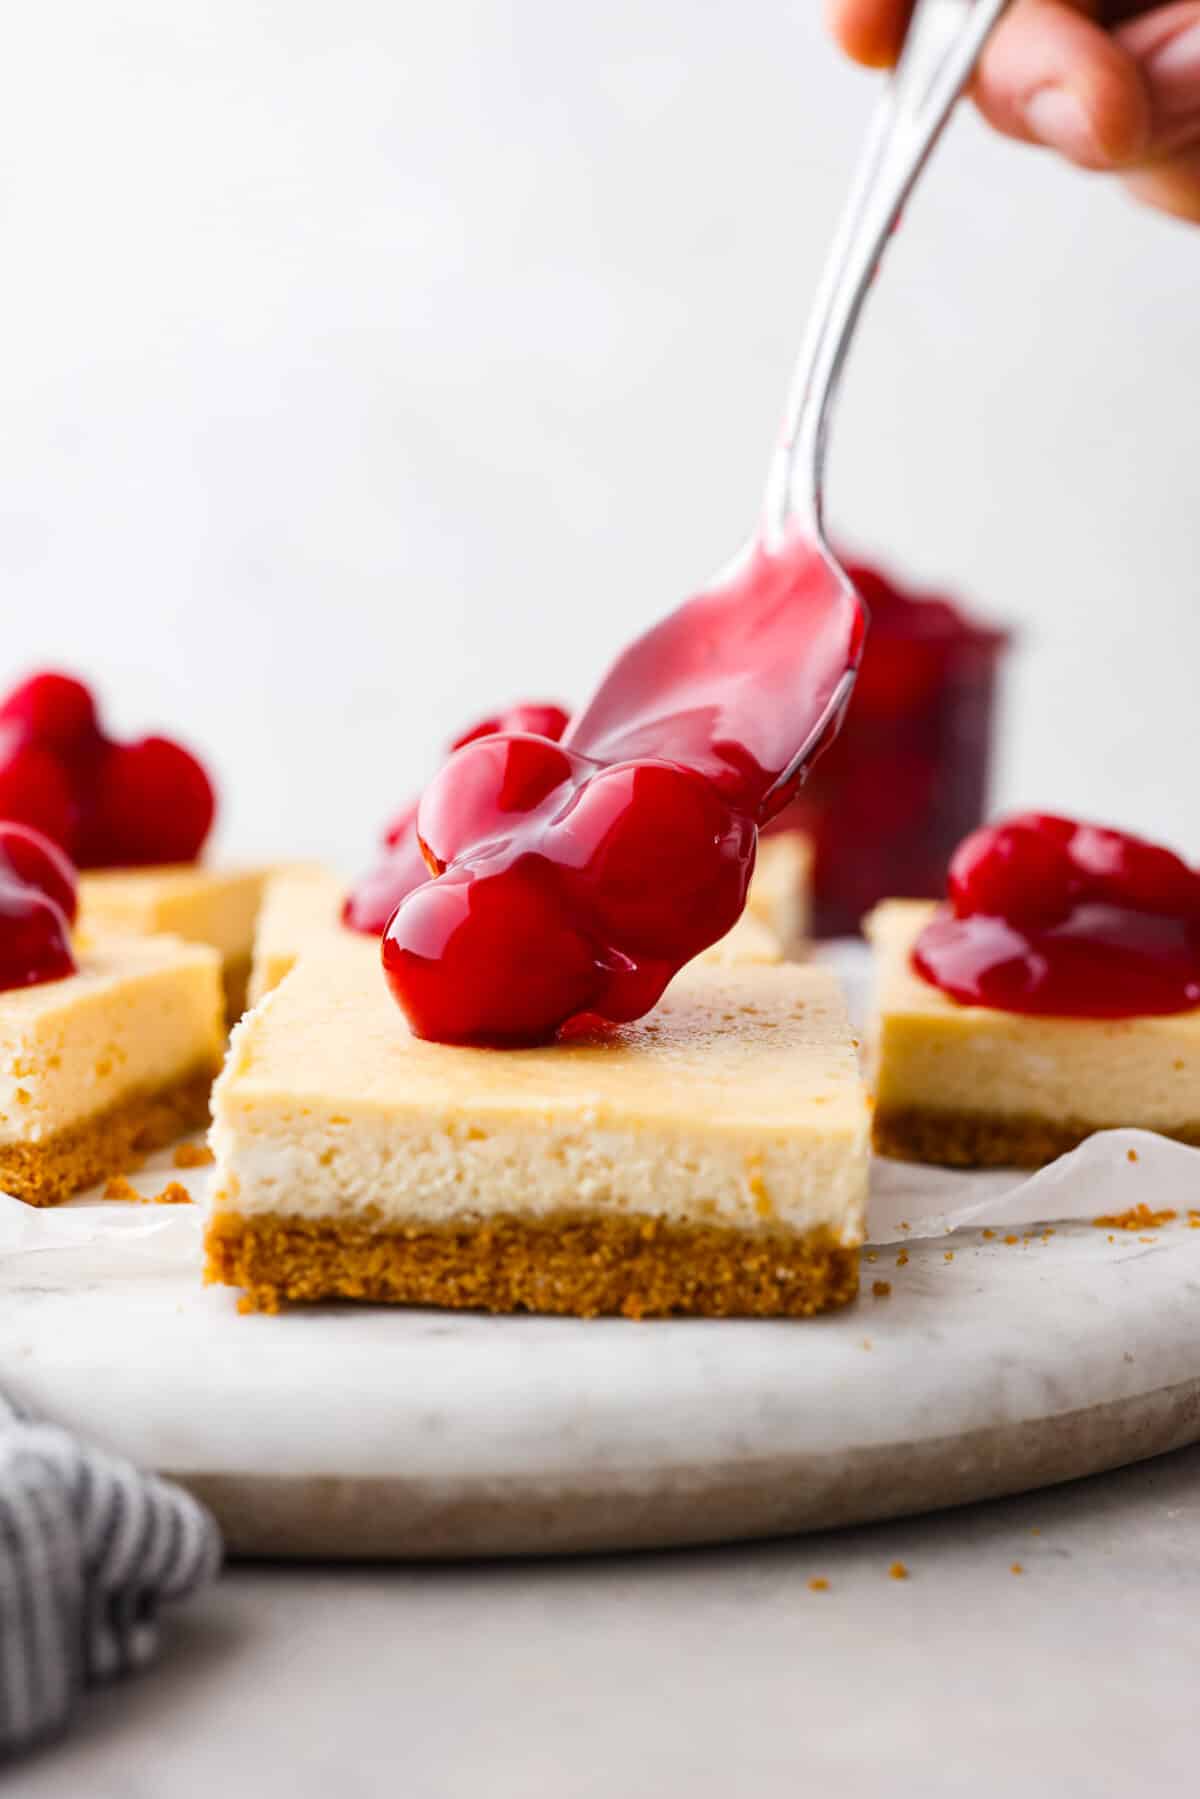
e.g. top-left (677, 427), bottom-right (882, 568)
top-left (763, 0), bottom-right (1012, 547)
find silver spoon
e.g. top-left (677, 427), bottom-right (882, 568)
top-left (761, 0), bottom-right (1013, 806)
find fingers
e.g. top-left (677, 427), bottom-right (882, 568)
top-left (825, 0), bottom-right (914, 69)
top-left (970, 0), bottom-right (1151, 168)
top-left (826, 0), bottom-right (1200, 222)
top-left (1118, 2), bottom-right (1200, 150)
top-left (1114, 4), bottom-right (1200, 222)
top-left (829, 0), bottom-right (1150, 166)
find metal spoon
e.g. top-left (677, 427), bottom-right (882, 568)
top-left (761, 0), bottom-right (1013, 806)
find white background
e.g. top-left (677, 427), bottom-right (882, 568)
top-left (0, 1), bottom-right (1195, 869)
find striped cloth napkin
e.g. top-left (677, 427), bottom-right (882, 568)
top-left (0, 1391), bottom-right (220, 1757)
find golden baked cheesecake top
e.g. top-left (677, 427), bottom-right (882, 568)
top-left (78, 865), bottom-right (272, 963)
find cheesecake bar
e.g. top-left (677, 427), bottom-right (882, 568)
top-left (1, 936), bottom-right (224, 1205)
top-left (79, 865), bottom-right (273, 1020)
top-left (868, 899), bottom-right (1200, 1167)
top-left (248, 864), bottom-right (786, 1008)
top-left (745, 833), bottom-right (812, 956)
top-left (207, 946), bottom-right (868, 1317)
top-left (246, 865), bottom-right (346, 1004)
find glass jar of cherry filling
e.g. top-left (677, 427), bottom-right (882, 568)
top-left (767, 560), bottom-right (1009, 938)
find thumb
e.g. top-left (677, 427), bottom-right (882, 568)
top-left (1117, 1), bottom-right (1200, 152)
top-left (970, 0), bottom-right (1151, 167)
top-left (1117, 3), bottom-right (1200, 220)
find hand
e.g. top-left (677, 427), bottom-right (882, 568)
top-left (827, 0), bottom-right (1200, 223)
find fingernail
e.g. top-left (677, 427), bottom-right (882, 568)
top-left (1023, 86), bottom-right (1099, 161)
top-left (1143, 23), bottom-right (1200, 108)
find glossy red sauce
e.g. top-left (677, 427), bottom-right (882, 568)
top-left (913, 813), bottom-right (1200, 1017)
top-left (0, 821), bottom-right (78, 991)
top-left (342, 703), bottom-right (570, 936)
top-left (382, 531), bottom-right (865, 1045)
top-left (0, 672), bottom-right (215, 868)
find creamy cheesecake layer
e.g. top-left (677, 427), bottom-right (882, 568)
top-left (0, 936), bottom-right (224, 1146)
top-left (868, 899), bottom-right (1200, 1141)
top-left (211, 949), bottom-right (868, 1239)
top-left (247, 865), bottom-right (783, 1007)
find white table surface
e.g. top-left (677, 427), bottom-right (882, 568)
top-left (18, 1443), bottom-right (1200, 1797)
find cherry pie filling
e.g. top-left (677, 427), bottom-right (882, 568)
top-left (913, 813), bottom-right (1200, 1018)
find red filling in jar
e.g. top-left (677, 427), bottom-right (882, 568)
top-left (769, 560), bottom-right (1008, 938)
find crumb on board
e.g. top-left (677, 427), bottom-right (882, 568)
top-left (866, 1252), bottom-right (877, 1264)
top-left (889, 1562), bottom-right (909, 1581)
top-left (1127, 1147), bottom-right (1139, 1163)
top-left (1030, 1528), bottom-right (1041, 1537)
top-left (173, 1142), bottom-right (215, 1169)
top-left (103, 1175), bottom-right (142, 1201)
top-left (982, 1228), bottom-right (996, 1240)
top-left (1010, 1563), bottom-right (1024, 1576)
top-left (896, 1249), bottom-right (909, 1267)
top-left (808, 1577), bottom-right (829, 1593)
top-left (1094, 1203), bottom-right (1177, 1231)
top-left (147, 1181), bottom-right (193, 1206)
top-left (1004, 1235), bottom-right (1019, 1246)
top-left (872, 1280), bottom-right (892, 1299)
top-left (943, 1250), bottom-right (954, 1263)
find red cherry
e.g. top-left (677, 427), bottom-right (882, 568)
top-left (949, 815), bottom-right (1075, 924)
top-left (0, 881), bottom-right (76, 992)
top-left (917, 812), bottom-right (1200, 1018)
top-left (0, 820), bottom-right (78, 990)
top-left (342, 827), bottom-right (433, 935)
top-left (0, 672), bottom-right (220, 871)
top-left (383, 866), bottom-right (604, 1047)
top-left (347, 715), bottom-right (575, 940)
top-left (417, 736), bottom-right (582, 876)
top-left (0, 671), bottom-right (99, 753)
top-left (81, 737), bottom-right (215, 868)
top-left (0, 822), bottom-right (78, 926)
top-left (0, 743), bottom-right (77, 853)
top-left (1068, 824), bottom-right (1200, 919)
top-left (452, 702), bottom-right (570, 751)
top-left (553, 761), bottom-right (753, 960)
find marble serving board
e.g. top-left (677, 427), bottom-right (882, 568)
top-left (3, 1126), bottom-right (1200, 1559)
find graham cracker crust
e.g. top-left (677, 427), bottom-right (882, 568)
top-left (1, 1064), bottom-right (218, 1207)
top-left (874, 1105), bottom-right (1200, 1170)
top-left (204, 1210), bottom-right (860, 1319)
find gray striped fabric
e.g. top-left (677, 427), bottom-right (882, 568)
top-left (0, 1392), bottom-right (221, 1757)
